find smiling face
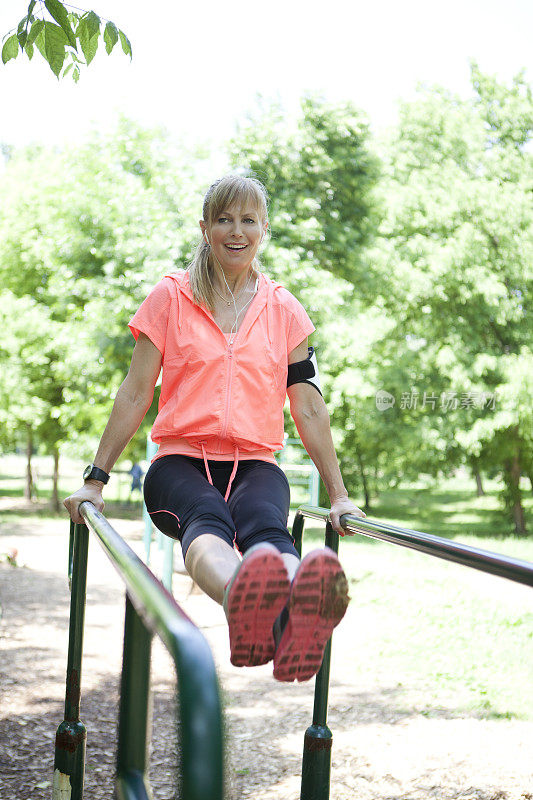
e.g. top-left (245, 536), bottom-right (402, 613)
top-left (201, 201), bottom-right (268, 276)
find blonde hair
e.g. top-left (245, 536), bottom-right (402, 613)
top-left (188, 174), bottom-right (269, 310)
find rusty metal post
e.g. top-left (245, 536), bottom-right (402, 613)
top-left (53, 522), bottom-right (89, 800)
top-left (300, 520), bottom-right (339, 800)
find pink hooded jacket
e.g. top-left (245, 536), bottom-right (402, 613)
top-left (129, 271), bottom-right (314, 496)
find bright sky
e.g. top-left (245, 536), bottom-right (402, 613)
top-left (0, 0), bottom-right (532, 153)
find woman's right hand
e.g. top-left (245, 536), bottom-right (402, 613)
top-left (63, 484), bottom-right (105, 524)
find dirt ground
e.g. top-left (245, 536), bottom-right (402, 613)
top-left (1, 501), bottom-right (532, 800)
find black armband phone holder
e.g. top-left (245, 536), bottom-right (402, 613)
top-left (287, 347), bottom-right (322, 395)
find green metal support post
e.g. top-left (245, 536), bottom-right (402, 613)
top-left (78, 501), bottom-right (224, 799)
top-left (292, 512), bottom-right (305, 558)
top-left (115, 595), bottom-right (153, 800)
top-left (53, 522), bottom-right (89, 800)
top-left (162, 534), bottom-right (174, 592)
top-left (299, 520), bottom-right (339, 800)
top-left (292, 502), bottom-right (533, 800)
top-left (143, 436), bottom-right (158, 564)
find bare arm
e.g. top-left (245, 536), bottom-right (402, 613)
top-left (64, 333), bottom-right (162, 522)
top-left (287, 338), bottom-right (365, 534)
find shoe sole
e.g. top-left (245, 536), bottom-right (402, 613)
top-left (227, 548), bottom-right (291, 667)
top-left (273, 548), bottom-right (350, 683)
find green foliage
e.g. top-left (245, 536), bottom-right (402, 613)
top-left (228, 97), bottom-right (391, 505)
top-left (227, 76), bottom-right (532, 531)
top-left (77, 11), bottom-right (100, 65)
top-left (471, 62), bottom-right (533, 149)
top-left (103, 21), bottom-right (118, 55)
top-left (45, 0), bottom-right (77, 48)
top-left (39, 21), bottom-right (69, 77)
top-left (2, 34), bottom-right (19, 63)
top-left (2, 1), bottom-right (131, 80)
top-left (229, 96), bottom-right (382, 289)
top-left (0, 70), bottom-right (531, 532)
top-left (370, 65), bottom-right (533, 530)
top-left (0, 292), bottom-right (86, 457)
top-left (0, 119), bottom-right (201, 463)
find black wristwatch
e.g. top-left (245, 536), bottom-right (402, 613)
top-left (83, 464), bottom-right (110, 484)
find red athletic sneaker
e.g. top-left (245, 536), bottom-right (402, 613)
top-left (223, 544), bottom-right (291, 667)
top-left (273, 548), bottom-right (350, 683)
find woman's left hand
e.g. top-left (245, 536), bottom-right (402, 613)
top-left (328, 497), bottom-right (366, 536)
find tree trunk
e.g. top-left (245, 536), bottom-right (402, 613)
top-left (503, 452), bottom-right (527, 535)
top-left (52, 449), bottom-right (60, 513)
top-left (372, 463), bottom-right (381, 502)
top-left (354, 441), bottom-right (370, 511)
top-left (25, 426), bottom-right (34, 501)
top-left (473, 468), bottom-right (485, 497)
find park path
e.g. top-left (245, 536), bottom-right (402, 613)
top-left (1, 504), bottom-right (532, 800)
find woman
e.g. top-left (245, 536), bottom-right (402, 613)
top-left (64, 174), bottom-right (365, 683)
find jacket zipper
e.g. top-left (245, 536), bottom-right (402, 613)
top-left (221, 341), bottom-right (234, 439)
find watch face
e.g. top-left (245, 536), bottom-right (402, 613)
top-left (83, 465), bottom-right (93, 480)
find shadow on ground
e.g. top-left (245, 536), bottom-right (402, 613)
top-left (1, 544), bottom-right (531, 800)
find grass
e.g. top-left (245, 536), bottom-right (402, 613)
top-left (351, 539), bottom-right (532, 721)
top-left (355, 473), bottom-right (532, 540)
top-left (289, 472), bottom-right (533, 722)
top-left (2, 454), bottom-right (532, 721)
top-left (297, 520), bottom-right (533, 722)
top-left (0, 453), bottom-right (143, 520)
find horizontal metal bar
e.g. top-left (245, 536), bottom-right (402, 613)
top-left (80, 502), bottom-right (203, 652)
top-left (295, 505), bottom-right (533, 588)
top-left (79, 501), bottom-right (223, 800)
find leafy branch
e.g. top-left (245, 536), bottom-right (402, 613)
top-left (2, 0), bottom-right (131, 81)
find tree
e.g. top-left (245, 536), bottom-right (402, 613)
top-left (227, 97), bottom-right (394, 505)
top-left (227, 79), bottom-right (532, 532)
top-left (2, 1), bottom-right (131, 80)
top-left (372, 64), bottom-right (533, 532)
top-left (0, 293), bottom-right (81, 506)
top-left (229, 95), bottom-right (382, 290)
top-left (0, 121), bottom-right (200, 503)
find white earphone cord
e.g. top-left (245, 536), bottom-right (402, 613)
top-left (205, 233), bottom-right (260, 344)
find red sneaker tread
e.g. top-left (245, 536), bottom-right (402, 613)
top-left (227, 549), bottom-right (290, 667)
top-left (273, 549), bottom-right (349, 683)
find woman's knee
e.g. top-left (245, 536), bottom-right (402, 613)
top-left (184, 531), bottom-right (237, 568)
top-left (181, 523), bottom-right (235, 561)
top-left (238, 526), bottom-right (298, 558)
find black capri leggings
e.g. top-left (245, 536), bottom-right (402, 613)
top-left (143, 455), bottom-right (299, 560)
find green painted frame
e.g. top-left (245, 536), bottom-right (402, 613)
top-left (54, 503), bottom-right (224, 800)
top-left (292, 504), bottom-right (533, 800)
